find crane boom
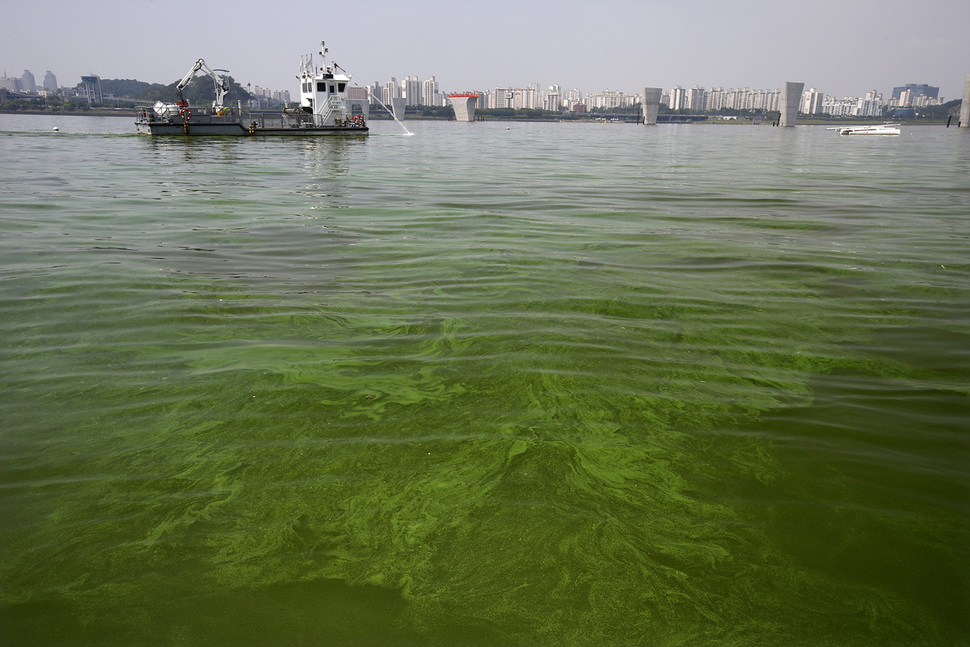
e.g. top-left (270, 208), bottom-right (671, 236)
top-left (176, 58), bottom-right (230, 109)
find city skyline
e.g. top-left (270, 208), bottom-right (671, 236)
top-left (3, 0), bottom-right (968, 102)
top-left (3, 64), bottom-right (950, 115)
top-left (1, 63), bottom-right (954, 121)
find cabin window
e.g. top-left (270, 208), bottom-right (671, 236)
top-left (338, 83), bottom-right (346, 92)
top-left (317, 82), bottom-right (326, 92)
top-left (329, 84), bottom-right (336, 94)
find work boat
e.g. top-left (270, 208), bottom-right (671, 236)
top-left (830, 123), bottom-right (901, 136)
top-left (135, 42), bottom-right (367, 136)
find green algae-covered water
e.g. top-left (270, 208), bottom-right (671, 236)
top-left (1, 114), bottom-right (968, 646)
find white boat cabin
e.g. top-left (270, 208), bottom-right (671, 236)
top-left (298, 43), bottom-right (353, 126)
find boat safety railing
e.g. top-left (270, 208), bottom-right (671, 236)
top-left (138, 104), bottom-right (239, 123)
top-left (243, 112), bottom-right (362, 130)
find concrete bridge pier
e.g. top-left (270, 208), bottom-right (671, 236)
top-left (960, 73), bottom-right (970, 127)
top-left (641, 87), bottom-right (662, 125)
top-left (448, 93), bottom-right (479, 122)
top-left (779, 81), bottom-right (804, 127)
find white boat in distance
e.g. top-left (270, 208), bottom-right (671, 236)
top-left (828, 123), bottom-right (901, 136)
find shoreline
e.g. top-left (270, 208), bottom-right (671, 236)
top-left (0, 108), bottom-right (138, 117)
top-left (0, 109), bottom-right (952, 126)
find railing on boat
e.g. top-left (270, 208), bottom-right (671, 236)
top-left (244, 110), bottom-right (362, 129)
top-left (139, 104), bottom-right (364, 130)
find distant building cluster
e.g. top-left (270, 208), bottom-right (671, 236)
top-left (665, 86), bottom-right (782, 112)
top-left (650, 84), bottom-right (942, 116)
top-left (0, 62), bottom-right (950, 119)
top-left (1, 69), bottom-right (56, 96)
top-left (365, 77), bottom-right (635, 112)
top-left (250, 85), bottom-right (291, 104)
top-left (798, 84), bottom-right (942, 117)
top-left (368, 75), bottom-right (448, 108)
top-left (1, 69), bottom-right (106, 104)
top-left (365, 75), bottom-right (947, 117)
top-left (485, 85), bottom-right (638, 112)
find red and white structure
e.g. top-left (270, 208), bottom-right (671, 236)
top-left (448, 93), bottom-right (479, 122)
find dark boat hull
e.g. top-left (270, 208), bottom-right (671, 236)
top-left (135, 111), bottom-right (368, 136)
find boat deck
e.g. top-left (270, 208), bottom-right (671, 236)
top-left (135, 106), bottom-right (368, 136)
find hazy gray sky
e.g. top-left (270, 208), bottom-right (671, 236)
top-left (4, 0), bottom-right (968, 100)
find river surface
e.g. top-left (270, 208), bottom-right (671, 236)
top-left (1, 113), bottom-right (968, 646)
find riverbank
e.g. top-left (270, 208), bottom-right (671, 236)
top-left (0, 108), bottom-right (138, 117)
top-left (0, 108), bottom-right (953, 126)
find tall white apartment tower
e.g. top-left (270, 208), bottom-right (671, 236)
top-left (404, 76), bottom-right (422, 106)
top-left (544, 85), bottom-right (561, 111)
top-left (706, 88), bottom-right (725, 111)
top-left (669, 86), bottom-right (687, 111)
top-left (801, 88), bottom-right (824, 115)
top-left (687, 86), bottom-right (707, 111)
top-left (384, 77), bottom-right (401, 104)
top-left (423, 76), bottom-right (440, 106)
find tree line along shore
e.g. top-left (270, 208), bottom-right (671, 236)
top-left (0, 105), bottom-right (958, 125)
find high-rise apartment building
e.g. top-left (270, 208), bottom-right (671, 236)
top-left (706, 88), bottom-right (725, 111)
top-left (821, 96), bottom-right (855, 116)
top-left (43, 70), bottom-right (58, 93)
top-left (490, 88), bottom-right (512, 109)
top-left (21, 70), bottom-right (36, 93)
top-left (403, 76), bottom-right (422, 106)
top-left (687, 86), bottom-right (707, 111)
top-left (562, 88), bottom-right (582, 110)
top-left (383, 77), bottom-right (401, 104)
top-left (422, 76), bottom-right (441, 107)
top-left (544, 85), bottom-right (561, 111)
top-left (669, 86), bottom-right (687, 111)
top-left (760, 89), bottom-right (780, 111)
top-left (801, 88), bottom-right (824, 114)
top-left (855, 96), bottom-right (882, 117)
